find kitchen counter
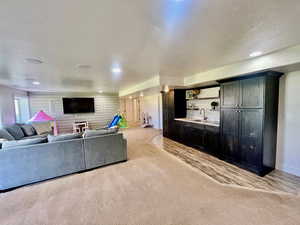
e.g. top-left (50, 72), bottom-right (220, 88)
top-left (175, 118), bottom-right (220, 127)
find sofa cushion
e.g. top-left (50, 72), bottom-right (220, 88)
top-left (84, 128), bottom-right (118, 138)
top-left (21, 124), bottom-right (37, 136)
top-left (1, 137), bottom-right (47, 149)
top-left (48, 133), bottom-right (82, 143)
top-left (0, 128), bottom-right (15, 141)
top-left (32, 122), bottom-right (52, 135)
top-left (5, 125), bottom-right (25, 140)
top-left (96, 127), bottom-right (119, 132)
top-left (22, 134), bottom-right (48, 140)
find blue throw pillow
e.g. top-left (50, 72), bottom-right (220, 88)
top-left (47, 133), bottom-right (82, 143)
top-left (2, 137), bottom-right (47, 149)
top-left (5, 125), bottom-right (25, 140)
top-left (0, 128), bottom-right (15, 141)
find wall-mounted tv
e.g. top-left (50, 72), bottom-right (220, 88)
top-left (63, 98), bottom-right (95, 114)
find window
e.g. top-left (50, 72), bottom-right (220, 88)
top-left (14, 96), bottom-right (30, 123)
top-left (14, 98), bottom-right (21, 123)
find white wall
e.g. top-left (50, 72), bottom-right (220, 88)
top-left (140, 94), bottom-right (162, 129)
top-left (29, 93), bottom-right (119, 133)
top-left (276, 71), bottom-right (300, 176)
top-left (0, 85), bottom-right (28, 127)
top-left (184, 44), bottom-right (300, 86)
top-left (187, 99), bottom-right (220, 122)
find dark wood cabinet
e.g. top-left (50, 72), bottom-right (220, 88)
top-left (239, 109), bottom-right (263, 169)
top-left (205, 126), bottom-right (220, 156)
top-left (220, 81), bottom-right (239, 108)
top-left (162, 87), bottom-right (220, 159)
top-left (162, 92), bottom-right (172, 137)
top-left (220, 71), bottom-right (282, 176)
top-left (221, 76), bottom-right (264, 109)
top-left (239, 77), bottom-right (264, 109)
top-left (164, 119), bottom-right (220, 156)
top-left (162, 71), bottom-right (281, 176)
top-left (220, 109), bottom-right (239, 161)
top-left (181, 123), bottom-right (206, 149)
top-left (162, 90), bottom-right (186, 139)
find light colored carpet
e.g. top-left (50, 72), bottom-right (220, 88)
top-left (0, 128), bottom-right (300, 225)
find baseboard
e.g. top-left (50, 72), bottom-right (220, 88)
top-left (276, 163), bottom-right (300, 176)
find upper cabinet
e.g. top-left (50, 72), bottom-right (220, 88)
top-left (239, 77), bottom-right (264, 109)
top-left (221, 77), bottom-right (264, 109)
top-left (220, 81), bottom-right (239, 108)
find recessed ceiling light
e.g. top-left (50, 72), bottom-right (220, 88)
top-left (164, 85), bottom-right (170, 93)
top-left (112, 67), bottom-right (122, 73)
top-left (250, 51), bottom-right (262, 57)
top-left (98, 90), bottom-right (103, 93)
top-left (25, 58), bottom-right (43, 64)
top-left (77, 64), bottom-right (92, 69)
top-left (32, 81), bottom-right (40, 85)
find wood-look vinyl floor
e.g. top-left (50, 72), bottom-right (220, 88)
top-left (152, 134), bottom-right (300, 195)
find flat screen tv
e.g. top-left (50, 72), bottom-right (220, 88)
top-left (63, 98), bottom-right (95, 114)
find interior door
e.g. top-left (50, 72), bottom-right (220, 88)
top-left (133, 98), bottom-right (140, 122)
top-left (125, 99), bottom-right (134, 122)
top-left (120, 99), bottom-right (126, 115)
top-left (221, 109), bottom-right (239, 161)
top-left (239, 109), bottom-right (263, 169)
top-left (221, 81), bottom-right (239, 108)
top-left (239, 77), bottom-right (264, 108)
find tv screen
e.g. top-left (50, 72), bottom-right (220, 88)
top-left (63, 98), bottom-right (95, 114)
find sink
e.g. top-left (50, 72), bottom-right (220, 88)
top-left (175, 118), bottom-right (220, 127)
top-left (192, 119), bottom-right (204, 122)
top-left (192, 119), bottom-right (219, 125)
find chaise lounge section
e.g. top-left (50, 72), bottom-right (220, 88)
top-left (0, 132), bottom-right (127, 191)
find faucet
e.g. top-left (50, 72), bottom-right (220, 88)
top-left (200, 108), bottom-right (208, 121)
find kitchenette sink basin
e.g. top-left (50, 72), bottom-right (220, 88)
top-left (193, 119), bottom-right (204, 122)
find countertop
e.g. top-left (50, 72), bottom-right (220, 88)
top-left (174, 118), bottom-right (220, 127)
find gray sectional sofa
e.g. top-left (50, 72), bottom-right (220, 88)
top-left (0, 125), bottom-right (127, 191)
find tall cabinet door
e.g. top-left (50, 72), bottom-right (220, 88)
top-left (221, 81), bottom-right (239, 108)
top-left (239, 77), bottom-right (264, 108)
top-left (239, 109), bottom-right (263, 169)
top-left (221, 109), bottom-right (240, 161)
top-left (162, 93), bottom-right (168, 137)
top-left (162, 92), bottom-right (174, 137)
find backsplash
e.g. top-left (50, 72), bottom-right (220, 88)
top-left (186, 99), bottom-right (220, 122)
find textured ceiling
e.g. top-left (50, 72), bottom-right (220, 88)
top-left (1, 0), bottom-right (300, 93)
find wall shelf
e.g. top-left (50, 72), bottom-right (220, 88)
top-left (187, 97), bottom-right (220, 100)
